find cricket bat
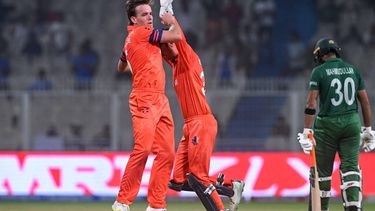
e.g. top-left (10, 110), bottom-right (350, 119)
top-left (308, 133), bottom-right (321, 211)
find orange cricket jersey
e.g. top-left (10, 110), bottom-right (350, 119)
top-left (169, 20), bottom-right (212, 119)
top-left (124, 26), bottom-right (165, 92)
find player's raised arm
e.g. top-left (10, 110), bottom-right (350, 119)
top-left (159, 13), bottom-right (181, 43)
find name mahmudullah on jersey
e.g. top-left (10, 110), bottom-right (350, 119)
top-left (325, 67), bottom-right (354, 76)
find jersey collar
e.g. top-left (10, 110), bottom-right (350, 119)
top-left (127, 25), bottom-right (153, 32)
top-left (325, 58), bottom-right (342, 63)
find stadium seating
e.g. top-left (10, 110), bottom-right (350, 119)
top-left (218, 95), bottom-right (286, 151)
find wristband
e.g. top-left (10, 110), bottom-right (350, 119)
top-left (304, 108), bottom-right (316, 115)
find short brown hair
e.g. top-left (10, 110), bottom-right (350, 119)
top-left (125, 0), bottom-right (152, 25)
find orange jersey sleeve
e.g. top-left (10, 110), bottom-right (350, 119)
top-left (123, 26), bottom-right (166, 92)
top-left (171, 19), bottom-right (212, 119)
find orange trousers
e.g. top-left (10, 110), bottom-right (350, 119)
top-left (172, 114), bottom-right (224, 210)
top-left (117, 91), bottom-right (175, 208)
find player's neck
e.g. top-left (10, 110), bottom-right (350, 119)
top-left (322, 54), bottom-right (336, 61)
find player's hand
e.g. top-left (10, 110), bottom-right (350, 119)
top-left (160, 0), bottom-right (173, 7)
top-left (159, 5), bottom-right (173, 17)
top-left (160, 13), bottom-right (175, 26)
top-left (159, 0), bottom-right (173, 17)
top-left (297, 128), bottom-right (313, 154)
top-left (360, 127), bottom-right (375, 152)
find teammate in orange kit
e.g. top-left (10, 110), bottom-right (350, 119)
top-left (159, 2), bottom-right (244, 210)
top-left (112, 1), bottom-right (182, 211)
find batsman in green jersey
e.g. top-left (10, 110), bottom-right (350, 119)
top-left (297, 38), bottom-right (375, 211)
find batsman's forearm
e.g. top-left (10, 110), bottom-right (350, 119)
top-left (304, 90), bottom-right (318, 129)
top-left (304, 114), bottom-right (315, 129)
top-left (362, 105), bottom-right (372, 127)
top-left (358, 90), bottom-right (372, 127)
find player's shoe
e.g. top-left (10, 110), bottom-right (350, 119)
top-left (145, 206), bottom-right (167, 211)
top-left (229, 180), bottom-right (245, 211)
top-left (112, 201), bottom-right (130, 211)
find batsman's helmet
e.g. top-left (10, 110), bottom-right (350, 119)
top-left (313, 38), bottom-right (341, 64)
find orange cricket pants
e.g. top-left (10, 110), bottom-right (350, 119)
top-left (117, 91), bottom-right (175, 208)
top-left (172, 114), bottom-right (224, 210)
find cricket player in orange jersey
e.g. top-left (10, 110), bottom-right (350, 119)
top-left (159, 2), bottom-right (244, 210)
top-left (112, 1), bottom-right (182, 211)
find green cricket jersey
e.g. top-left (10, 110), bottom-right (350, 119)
top-left (309, 58), bottom-right (365, 117)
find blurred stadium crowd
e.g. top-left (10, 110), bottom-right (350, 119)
top-left (0, 0), bottom-right (374, 152)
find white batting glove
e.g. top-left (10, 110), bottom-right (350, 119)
top-left (160, 0), bottom-right (174, 17)
top-left (360, 127), bottom-right (375, 152)
top-left (297, 128), bottom-right (314, 154)
top-left (160, 0), bottom-right (173, 7)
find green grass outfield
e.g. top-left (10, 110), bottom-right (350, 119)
top-left (1, 201), bottom-right (375, 211)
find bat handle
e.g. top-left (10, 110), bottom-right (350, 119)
top-left (308, 133), bottom-right (317, 167)
top-left (308, 133), bottom-right (315, 145)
